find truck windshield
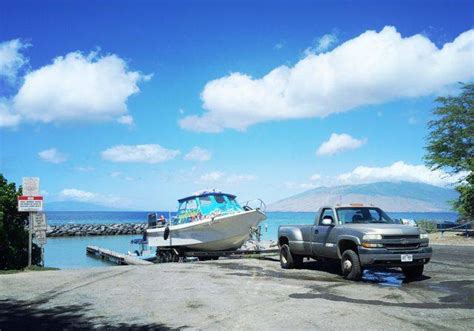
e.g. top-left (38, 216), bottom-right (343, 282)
top-left (336, 207), bottom-right (394, 224)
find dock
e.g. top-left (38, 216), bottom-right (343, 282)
top-left (86, 246), bottom-right (153, 265)
top-left (87, 245), bottom-right (279, 265)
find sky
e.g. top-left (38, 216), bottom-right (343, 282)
top-left (0, 0), bottom-right (473, 210)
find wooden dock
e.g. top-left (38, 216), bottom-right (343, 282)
top-left (86, 246), bottom-right (153, 265)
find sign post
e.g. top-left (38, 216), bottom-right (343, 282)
top-left (18, 177), bottom-right (43, 268)
top-left (28, 214), bottom-right (32, 267)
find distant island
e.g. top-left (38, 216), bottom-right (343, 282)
top-left (45, 201), bottom-right (121, 212)
top-left (268, 181), bottom-right (458, 212)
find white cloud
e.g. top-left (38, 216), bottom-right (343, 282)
top-left (101, 144), bottom-right (180, 163)
top-left (305, 33), bottom-right (338, 54)
top-left (198, 172), bottom-right (256, 184)
top-left (180, 26), bottom-right (474, 132)
top-left (310, 174), bottom-right (321, 181)
top-left (285, 182), bottom-right (317, 190)
top-left (337, 161), bottom-right (463, 187)
top-left (226, 174), bottom-right (257, 183)
top-left (274, 42), bottom-right (284, 50)
top-left (199, 171), bottom-right (224, 182)
top-left (38, 148), bottom-right (67, 163)
top-left (184, 146), bottom-right (212, 162)
top-left (59, 188), bottom-right (96, 202)
top-left (117, 115), bottom-right (134, 125)
top-left (0, 99), bottom-right (21, 127)
top-left (5, 50), bottom-right (150, 126)
top-left (58, 188), bottom-right (125, 206)
top-left (316, 133), bottom-right (366, 156)
top-left (110, 171), bottom-right (122, 177)
top-left (75, 166), bottom-right (95, 172)
top-left (408, 116), bottom-right (417, 125)
top-left (0, 39), bottom-right (29, 83)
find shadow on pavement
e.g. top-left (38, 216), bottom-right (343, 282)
top-left (0, 299), bottom-right (184, 330)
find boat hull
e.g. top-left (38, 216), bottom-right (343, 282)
top-left (146, 209), bottom-right (266, 251)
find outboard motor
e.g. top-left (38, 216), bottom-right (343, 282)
top-left (148, 213), bottom-right (157, 228)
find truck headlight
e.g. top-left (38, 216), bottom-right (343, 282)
top-left (419, 233), bottom-right (429, 239)
top-left (363, 234), bottom-right (382, 240)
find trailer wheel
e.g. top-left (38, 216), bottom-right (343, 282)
top-left (280, 244), bottom-right (297, 269)
top-left (341, 249), bottom-right (362, 281)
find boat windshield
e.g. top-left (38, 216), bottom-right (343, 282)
top-left (336, 207), bottom-right (394, 224)
top-left (173, 194), bottom-right (243, 225)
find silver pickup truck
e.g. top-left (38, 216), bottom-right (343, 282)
top-left (278, 204), bottom-right (432, 281)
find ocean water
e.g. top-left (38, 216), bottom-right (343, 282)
top-left (44, 211), bottom-right (458, 269)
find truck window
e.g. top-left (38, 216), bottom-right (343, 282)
top-left (336, 207), bottom-right (393, 224)
top-left (319, 208), bottom-right (335, 225)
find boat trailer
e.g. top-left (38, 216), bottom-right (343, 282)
top-left (155, 246), bottom-right (279, 263)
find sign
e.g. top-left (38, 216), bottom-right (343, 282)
top-left (18, 196), bottom-right (43, 212)
top-left (35, 231), bottom-right (47, 246)
top-left (33, 213), bottom-right (47, 231)
top-left (22, 177), bottom-right (40, 196)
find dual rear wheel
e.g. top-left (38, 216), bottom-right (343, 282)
top-left (279, 244), bottom-right (303, 269)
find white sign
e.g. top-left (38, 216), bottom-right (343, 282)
top-left (33, 213), bottom-right (47, 231)
top-left (35, 231), bottom-right (47, 245)
top-left (18, 196), bottom-right (43, 212)
top-left (22, 177), bottom-right (40, 196)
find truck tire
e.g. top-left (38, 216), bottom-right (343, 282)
top-left (402, 265), bottom-right (424, 281)
top-left (341, 250), bottom-right (362, 281)
top-left (280, 244), bottom-right (297, 269)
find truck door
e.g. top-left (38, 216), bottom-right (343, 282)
top-left (311, 208), bottom-right (336, 257)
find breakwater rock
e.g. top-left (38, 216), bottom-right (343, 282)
top-left (47, 223), bottom-right (147, 237)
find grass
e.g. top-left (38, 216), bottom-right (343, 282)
top-left (416, 220), bottom-right (438, 233)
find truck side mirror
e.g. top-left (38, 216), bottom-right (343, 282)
top-left (321, 216), bottom-right (334, 226)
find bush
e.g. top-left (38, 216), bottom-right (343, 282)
top-left (416, 220), bottom-right (438, 233)
top-left (0, 174), bottom-right (41, 270)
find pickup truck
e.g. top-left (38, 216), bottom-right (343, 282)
top-left (278, 204), bottom-right (432, 281)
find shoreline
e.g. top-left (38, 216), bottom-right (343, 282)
top-left (428, 231), bottom-right (474, 246)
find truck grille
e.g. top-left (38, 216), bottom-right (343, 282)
top-left (384, 243), bottom-right (420, 250)
top-left (382, 235), bottom-right (421, 250)
top-left (382, 235), bottom-right (419, 240)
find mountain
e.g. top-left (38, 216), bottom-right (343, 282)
top-left (268, 181), bottom-right (458, 212)
top-left (45, 201), bottom-right (121, 212)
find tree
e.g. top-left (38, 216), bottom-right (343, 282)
top-left (0, 174), bottom-right (41, 269)
top-left (425, 83), bottom-right (474, 221)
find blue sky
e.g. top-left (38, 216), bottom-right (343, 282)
top-left (0, 0), bottom-right (473, 210)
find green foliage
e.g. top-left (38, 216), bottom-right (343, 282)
top-left (425, 83), bottom-right (474, 221)
top-left (416, 220), bottom-right (438, 233)
top-left (0, 174), bottom-right (41, 270)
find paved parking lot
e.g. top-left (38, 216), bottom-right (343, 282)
top-left (0, 245), bottom-right (473, 330)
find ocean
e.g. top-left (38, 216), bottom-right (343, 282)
top-left (44, 211), bottom-right (458, 269)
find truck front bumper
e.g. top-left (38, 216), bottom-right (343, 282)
top-left (358, 247), bottom-right (432, 267)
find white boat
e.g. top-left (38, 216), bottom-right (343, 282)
top-left (146, 190), bottom-right (267, 251)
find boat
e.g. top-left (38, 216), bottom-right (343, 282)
top-left (146, 190), bottom-right (267, 251)
top-left (127, 238), bottom-right (157, 262)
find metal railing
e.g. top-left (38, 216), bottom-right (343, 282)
top-left (243, 199), bottom-right (267, 212)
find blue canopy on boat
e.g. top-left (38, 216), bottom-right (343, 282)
top-left (178, 190), bottom-right (236, 203)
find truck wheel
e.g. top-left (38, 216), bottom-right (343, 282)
top-left (280, 244), bottom-right (296, 269)
top-left (402, 265), bottom-right (424, 281)
top-left (341, 250), bottom-right (362, 281)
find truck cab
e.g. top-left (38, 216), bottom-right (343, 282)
top-left (278, 204), bottom-right (432, 281)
